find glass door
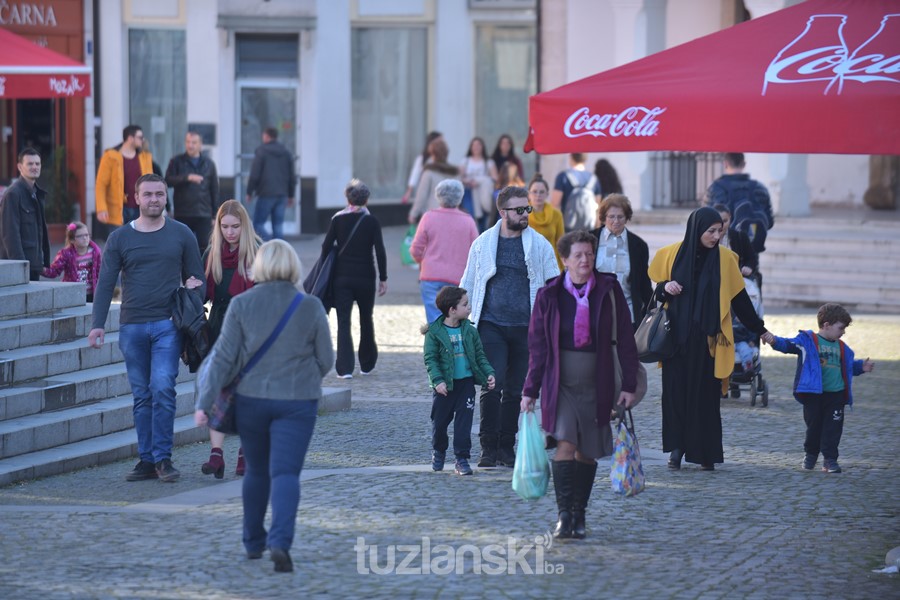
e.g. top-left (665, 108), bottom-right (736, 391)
top-left (237, 81), bottom-right (299, 236)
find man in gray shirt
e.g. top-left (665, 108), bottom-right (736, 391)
top-left (459, 186), bottom-right (559, 468)
top-left (89, 173), bottom-right (205, 483)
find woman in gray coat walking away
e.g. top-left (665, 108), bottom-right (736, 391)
top-left (195, 240), bottom-right (333, 573)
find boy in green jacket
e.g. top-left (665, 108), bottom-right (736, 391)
top-left (424, 286), bottom-right (495, 475)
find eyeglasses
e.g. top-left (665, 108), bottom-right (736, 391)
top-left (74, 234), bottom-right (90, 238)
top-left (503, 205), bottom-right (533, 215)
top-left (605, 214), bottom-right (627, 221)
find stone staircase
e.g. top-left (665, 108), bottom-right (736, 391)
top-left (631, 211), bottom-right (900, 313)
top-left (0, 260), bottom-right (350, 486)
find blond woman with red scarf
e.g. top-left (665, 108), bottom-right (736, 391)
top-left (196, 199), bottom-right (261, 477)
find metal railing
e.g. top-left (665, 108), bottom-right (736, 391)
top-left (649, 152), bottom-right (722, 208)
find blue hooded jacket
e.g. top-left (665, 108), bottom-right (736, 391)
top-left (770, 330), bottom-right (865, 406)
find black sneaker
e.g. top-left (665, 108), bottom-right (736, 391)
top-left (496, 447), bottom-right (516, 468)
top-left (155, 459), bottom-right (181, 482)
top-left (431, 450), bottom-right (446, 472)
top-left (455, 458), bottom-right (473, 476)
top-left (477, 449), bottom-right (497, 468)
top-left (822, 459), bottom-right (842, 473)
top-left (125, 460), bottom-right (158, 482)
top-left (802, 454), bottom-right (817, 470)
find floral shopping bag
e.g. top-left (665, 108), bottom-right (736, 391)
top-left (610, 409), bottom-right (646, 497)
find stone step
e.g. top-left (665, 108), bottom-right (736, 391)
top-left (0, 387), bottom-right (351, 486)
top-left (0, 260), bottom-right (29, 287)
top-left (0, 380), bottom-right (198, 459)
top-left (763, 277), bottom-right (900, 310)
top-left (0, 281), bottom-right (86, 320)
top-left (0, 331), bottom-right (122, 387)
top-left (0, 304), bottom-right (121, 352)
top-left (759, 251), bottom-right (895, 272)
top-left (0, 361), bottom-right (194, 422)
top-left (759, 263), bottom-right (900, 286)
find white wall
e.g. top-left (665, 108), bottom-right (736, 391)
top-left (97, 0), bottom-right (125, 149)
top-left (434, 0), bottom-right (472, 165)
top-left (185, 1), bottom-right (219, 164)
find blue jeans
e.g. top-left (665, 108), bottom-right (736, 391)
top-left (252, 195), bottom-right (287, 240)
top-left (237, 395), bottom-right (318, 554)
top-left (118, 319), bottom-right (182, 464)
top-left (420, 280), bottom-right (453, 323)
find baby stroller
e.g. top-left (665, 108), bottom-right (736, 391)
top-left (728, 276), bottom-right (768, 407)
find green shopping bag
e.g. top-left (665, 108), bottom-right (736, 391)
top-left (512, 411), bottom-right (550, 500)
top-left (400, 224), bottom-right (417, 265)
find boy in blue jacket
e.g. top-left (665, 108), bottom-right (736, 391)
top-left (423, 286), bottom-right (495, 476)
top-left (762, 303), bottom-right (874, 473)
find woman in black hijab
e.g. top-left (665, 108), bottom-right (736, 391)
top-left (648, 207), bottom-right (767, 470)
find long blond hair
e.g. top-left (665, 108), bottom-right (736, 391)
top-left (206, 200), bottom-right (261, 284)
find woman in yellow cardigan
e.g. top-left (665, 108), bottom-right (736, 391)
top-left (648, 207), bottom-right (767, 471)
top-left (526, 174), bottom-right (564, 270)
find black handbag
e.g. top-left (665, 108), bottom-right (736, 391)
top-left (206, 293), bottom-right (304, 434)
top-left (303, 214), bottom-right (367, 311)
top-left (634, 301), bottom-right (676, 363)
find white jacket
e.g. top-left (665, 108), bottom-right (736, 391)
top-left (459, 221), bottom-right (560, 327)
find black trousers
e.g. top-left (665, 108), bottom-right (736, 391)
top-left (333, 275), bottom-right (377, 376)
top-left (431, 377), bottom-right (476, 459)
top-left (477, 320), bottom-right (529, 451)
top-left (802, 390), bottom-right (845, 460)
top-left (177, 216), bottom-right (213, 254)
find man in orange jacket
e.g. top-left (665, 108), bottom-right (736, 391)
top-left (96, 124), bottom-right (154, 226)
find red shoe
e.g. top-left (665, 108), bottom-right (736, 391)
top-left (201, 448), bottom-right (225, 479)
top-left (235, 448), bottom-right (246, 476)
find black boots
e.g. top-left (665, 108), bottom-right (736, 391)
top-left (551, 460), bottom-right (576, 539)
top-left (571, 460), bottom-right (597, 539)
top-left (668, 448), bottom-right (684, 470)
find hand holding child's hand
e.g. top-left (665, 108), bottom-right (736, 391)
top-left (486, 375), bottom-right (496, 390)
top-left (760, 331), bottom-right (775, 345)
top-left (435, 382), bottom-right (448, 396)
top-left (863, 358), bottom-right (875, 373)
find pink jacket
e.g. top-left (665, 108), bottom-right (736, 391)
top-left (410, 208), bottom-right (479, 284)
top-left (42, 241), bottom-right (103, 295)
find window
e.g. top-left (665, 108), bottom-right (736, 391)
top-left (129, 29), bottom-right (187, 173)
top-left (351, 27), bottom-right (427, 200)
top-left (236, 34), bottom-right (299, 78)
top-left (475, 24), bottom-right (537, 179)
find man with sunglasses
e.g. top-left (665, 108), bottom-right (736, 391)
top-left (460, 186), bottom-right (559, 468)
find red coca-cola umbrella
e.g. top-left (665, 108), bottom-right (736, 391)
top-left (0, 28), bottom-right (91, 99)
top-left (525, 0), bottom-right (900, 155)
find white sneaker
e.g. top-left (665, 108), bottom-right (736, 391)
top-left (361, 369), bottom-right (374, 376)
top-left (337, 373), bottom-right (353, 379)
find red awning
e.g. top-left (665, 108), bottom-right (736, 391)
top-left (0, 28), bottom-right (92, 99)
top-left (525, 0), bottom-right (900, 156)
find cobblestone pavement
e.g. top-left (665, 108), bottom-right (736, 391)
top-left (1, 227), bottom-right (898, 599)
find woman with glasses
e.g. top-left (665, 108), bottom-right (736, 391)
top-left (589, 194), bottom-right (652, 330)
top-left (525, 174), bottom-right (564, 270)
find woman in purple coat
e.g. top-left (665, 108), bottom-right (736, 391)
top-left (521, 230), bottom-right (639, 540)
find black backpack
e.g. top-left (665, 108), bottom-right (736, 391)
top-left (715, 180), bottom-right (773, 253)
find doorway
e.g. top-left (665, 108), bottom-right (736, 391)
top-left (236, 82), bottom-right (299, 237)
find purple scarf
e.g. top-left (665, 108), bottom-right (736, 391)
top-left (563, 271), bottom-right (595, 348)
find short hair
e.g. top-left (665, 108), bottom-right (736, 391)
top-left (123, 125), bottom-right (142, 141)
top-left (724, 153), bottom-right (745, 168)
top-left (134, 173), bottom-right (166, 198)
top-left (435, 286), bottom-right (467, 318)
top-left (17, 147), bottom-right (39, 163)
top-left (496, 185), bottom-right (528, 209)
top-left (557, 229), bottom-right (598, 259)
top-left (254, 239), bottom-right (301, 284)
top-left (570, 153), bottom-right (586, 164)
top-left (598, 193), bottom-right (633, 223)
top-left (264, 127), bottom-right (279, 140)
top-left (435, 179), bottom-right (464, 208)
top-left (712, 203), bottom-right (731, 216)
top-left (527, 173), bottom-right (549, 193)
top-left (344, 179), bottom-right (370, 206)
top-left (186, 130), bottom-right (202, 143)
top-left (817, 303), bottom-right (852, 328)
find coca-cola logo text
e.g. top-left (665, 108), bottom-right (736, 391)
top-left (563, 106), bottom-right (666, 139)
top-left (764, 13), bottom-right (900, 95)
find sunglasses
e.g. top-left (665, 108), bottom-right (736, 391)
top-left (503, 205), bottom-right (533, 215)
